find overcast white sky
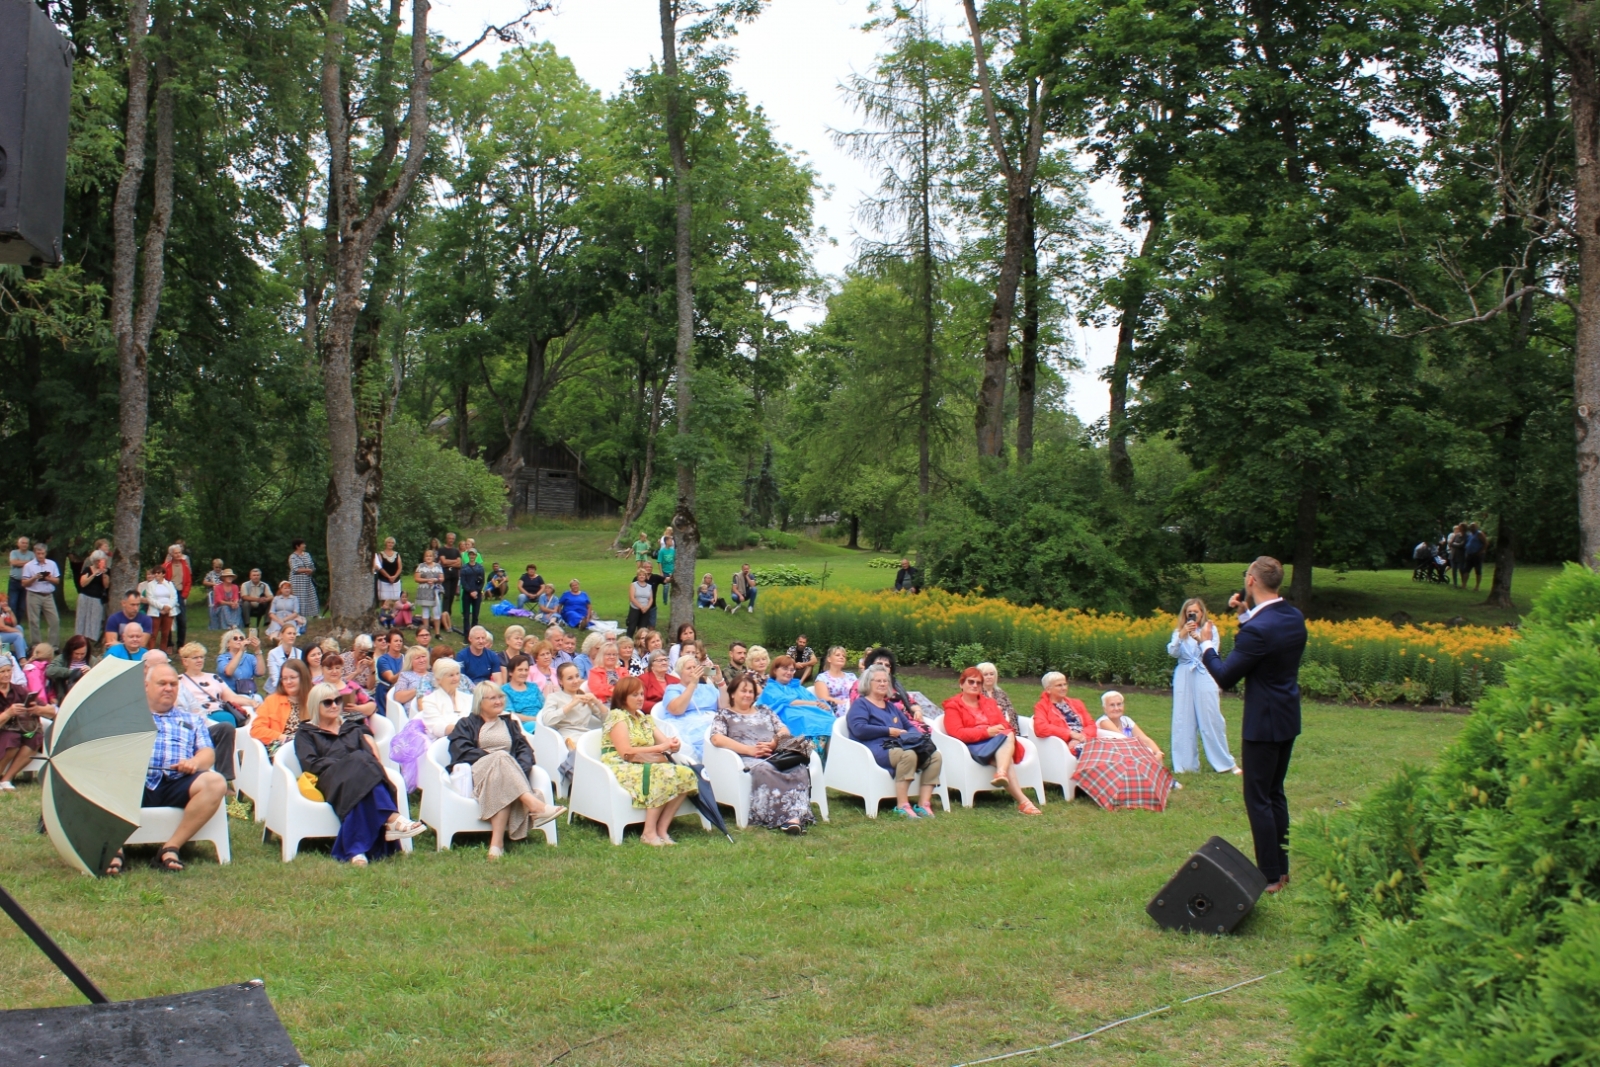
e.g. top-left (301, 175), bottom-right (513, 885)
top-left (429, 0), bottom-right (1119, 423)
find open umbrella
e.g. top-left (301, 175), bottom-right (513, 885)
top-left (1071, 736), bottom-right (1174, 812)
top-left (39, 657), bottom-right (155, 876)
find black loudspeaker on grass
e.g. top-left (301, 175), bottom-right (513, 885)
top-left (0, 0), bottom-right (73, 267)
top-left (1147, 836), bottom-right (1269, 935)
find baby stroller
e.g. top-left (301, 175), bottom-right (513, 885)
top-left (1412, 540), bottom-right (1449, 583)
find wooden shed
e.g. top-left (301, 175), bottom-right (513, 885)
top-left (510, 444), bottom-right (622, 518)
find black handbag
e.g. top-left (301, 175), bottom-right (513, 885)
top-left (764, 735), bottom-right (812, 771)
top-left (891, 729), bottom-right (938, 769)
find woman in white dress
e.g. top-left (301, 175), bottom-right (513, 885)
top-left (373, 537), bottom-right (403, 614)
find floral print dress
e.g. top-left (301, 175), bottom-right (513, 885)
top-left (600, 708), bottom-right (698, 808)
top-left (708, 707), bottom-right (814, 830)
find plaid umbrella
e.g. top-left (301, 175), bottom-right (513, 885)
top-left (1071, 736), bottom-right (1174, 811)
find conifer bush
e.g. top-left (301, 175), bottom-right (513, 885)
top-left (1294, 564), bottom-right (1600, 1066)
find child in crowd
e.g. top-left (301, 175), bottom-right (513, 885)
top-left (393, 592), bottom-right (414, 628)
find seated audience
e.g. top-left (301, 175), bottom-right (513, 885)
top-left (696, 573), bottom-right (721, 609)
top-left (175, 641), bottom-right (258, 727)
top-left (812, 645), bottom-right (857, 715)
top-left (502, 625), bottom-right (527, 662)
top-left (534, 584), bottom-right (561, 626)
top-left (640, 650), bottom-right (678, 713)
top-left (500, 654), bottom-right (545, 724)
top-left (1096, 690), bottom-right (1165, 761)
top-left (266, 581), bottom-right (304, 636)
top-left (374, 629), bottom-right (407, 711)
top-left (616, 635), bottom-right (639, 676)
top-left (660, 652), bottom-right (727, 763)
top-left (666, 623), bottom-right (696, 671)
top-left (538, 662), bottom-right (607, 741)
top-left (757, 655), bottom-right (835, 757)
top-left (558, 579), bottom-right (594, 629)
top-left (575, 631), bottom-right (605, 678)
top-left (847, 664), bottom-right (941, 819)
top-left (251, 658), bottom-right (313, 753)
top-left (602, 676), bottom-right (698, 846)
top-left (319, 653), bottom-right (376, 721)
top-left (417, 658), bottom-right (472, 739)
top-left (586, 641), bottom-right (623, 703)
top-left (711, 672), bottom-right (814, 834)
top-left (391, 645), bottom-right (435, 708)
top-left (346, 633), bottom-right (377, 692)
top-left (216, 629), bottom-right (264, 698)
top-left (786, 634), bottom-right (817, 682)
top-left (0, 660), bottom-right (56, 791)
top-left (44, 634), bottom-right (96, 703)
top-left (976, 662), bottom-right (1018, 726)
top-left (295, 682), bottom-right (424, 865)
top-left (744, 644), bottom-right (771, 684)
top-left (102, 590), bottom-right (150, 653)
top-left (107, 622), bottom-right (150, 661)
top-left (527, 641), bottom-right (558, 693)
top-left (265, 625), bottom-right (302, 694)
top-left (131, 662), bottom-right (227, 873)
top-left (1032, 672), bottom-right (1097, 757)
top-left (942, 667), bottom-right (1039, 815)
top-left (448, 681), bottom-right (564, 859)
top-left (455, 626), bottom-right (504, 686)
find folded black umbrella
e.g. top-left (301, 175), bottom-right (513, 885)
top-left (685, 763), bottom-right (733, 842)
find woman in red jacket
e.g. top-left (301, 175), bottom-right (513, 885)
top-left (1032, 672), bottom-right (1096, 757)
top-left (941, 667), bottom-right (1040, 815)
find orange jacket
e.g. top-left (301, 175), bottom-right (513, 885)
top-left (1032, 694), bottom-right (1097, 744)
top-left (251, 692), bottom-right (299, 744)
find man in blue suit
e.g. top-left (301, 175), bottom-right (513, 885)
top-left (1202, 556), bottom-right (1306, 892)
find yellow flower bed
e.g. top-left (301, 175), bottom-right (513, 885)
top-left (761, 589), bottom-right (1514, 705)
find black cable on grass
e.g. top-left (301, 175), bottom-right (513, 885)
top-left (947, 969), bottom-right (1287, 1067)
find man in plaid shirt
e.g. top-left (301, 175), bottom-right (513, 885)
top-left (136, 660), bottom-right (226, 873)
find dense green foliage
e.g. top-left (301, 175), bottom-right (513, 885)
top-left (1295, 565), bottom-right (1600, 1064)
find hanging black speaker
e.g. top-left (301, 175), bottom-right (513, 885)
top-left (0, 0), bottom-right (73, 267)
top-left (1147, 835), bottom-right (1268, 934)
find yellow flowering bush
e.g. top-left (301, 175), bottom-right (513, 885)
top-left (762, 588), bottom-right (1515, 705)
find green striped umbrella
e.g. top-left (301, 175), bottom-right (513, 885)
top-left (40, 657), bottom-right (155, 877)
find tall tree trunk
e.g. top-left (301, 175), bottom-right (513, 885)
top-left (661, 0), bottom-right (700, 631)
top-left (613, 374), bottom-right (665, 549)
top-left (963, 0), bottom-right (1047, 462)
top-left (1571, 50), bottom-right (1600, 568)
top-left (1486, 510), bottom-right (1519, 610)
top-left (1107, 210), bottom-right (1162, 490)
top-left (455, 380), bottom-right (470, 456)
top-left (110, 0), bottom-right (175, 595)
top-left (847, 514), bottom-right (860, 550)
top-left (318, 0), bottom-right (433, 629)
top-left (1016, 191), bottom-right (1039, 465)
top-left (1289, 472), bottom-right (1317, 611)
top-left (502, 335), bottom-right (549, 478)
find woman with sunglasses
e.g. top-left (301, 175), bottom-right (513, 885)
top-left (941, 667), bottom-right (1040, 815)
top-left (294, 682), bottom-right (424, 865)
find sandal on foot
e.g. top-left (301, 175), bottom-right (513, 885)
top-left (990, 776), bottom-right (1008, 789)
top-left (349, 855), bottom-right (368, 867)
top-left (1017, 802), bottom-right (1042, 816)
top-left (155, 847), bottom-right (185, 872)
top-left (105, 848), bottom-right (125, 877)
top-left (783, 822), bottom-right (804, 836)
top-left (384, 818), bottom-right (426, 841)
top-left (487, 846), bottom-right (503, 861)
top-left (530, 806), bottom-right (566, 829)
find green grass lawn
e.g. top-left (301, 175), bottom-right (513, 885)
top-left (1, 521), bottom-right (1480, 1063)
top-left (0, 681), bottom-right (1461, 1065)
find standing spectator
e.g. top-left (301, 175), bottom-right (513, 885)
top-left (657, 531), bottom-right (676, 604)
top-left (202, 559), bottom-right (225, 630)
top-left (373, 536), bottom-right (403, 617)
top-left (288, 538), bottom-right (319, 618)
top-left (74, 549), bottom-right (111, 641)
top-left (7, 537), bottom-right (30, 620)
top-left (1447, 523), bottom-right (1467, 588)
top-left (558, 579), bottom-right (594, 630)
top-left (436, 532), bottom-right (462, 635)
top-left (103, 590), bottom-right (151, 652)
top-left (893, 559), bottom-right (921, 594)
top-left (144, 566), bottom-right (180, 652)
top-left (240, 568), bottom-right (272, 632)
top-left (729, 564), bottom-right (757, 614)
top-left (21, 542), bottom-right (61, 649)
top-left (458, 540), bottom-right (486, 634)
top-left (517, 564), bottom-right (543, 608)
top-left (1464, 523), bottom-right (1488, 591)
top-left (266, 580), bottom-right (305, 637)
top-left (631, 532), bottom-right (652, 564)
top-left (625, 563), bottom-right (665, 634)
top-left (786, 634), bottom-right (817, 683)
top-left (213, 570), bottom-right (242, 631)
top-left (161, 544), bottom-right (194, 647)
top-left (413, 548), bottom-right (443, 627)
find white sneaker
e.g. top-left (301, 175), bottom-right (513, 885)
top-left (0, 781), bottom-right (14, 792)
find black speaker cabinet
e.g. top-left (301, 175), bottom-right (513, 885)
top-left (1147, 835), bottom-right (1268, 934)
top-left (0, 0), bottom-right (73, 267)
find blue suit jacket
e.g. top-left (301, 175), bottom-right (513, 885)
top-left (1201, 600), bottom-right (1307, 743)
top-left (846, 696), bottom-right (918, 772)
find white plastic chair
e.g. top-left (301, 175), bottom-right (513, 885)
top-left (701, 741), bottom-right (829, 829)
top-left (568, 729), bottom-right (708, 844)
top-left (823, 714), bottom-right (948, 818)
top-left (528, 722), bottom-right (570, 799)
top-left (417, 737), bottom-right (557, 850)
top-left (369, 713), bottom-right (403, 779)
top-left (929, 715), bottom-right (1047, 808)
top-left (1018, 715), bottom-right (1077, 801)
top-left (263, 742), bottom-right (413, 862)
top-left (386, 691), bottom-right (412, 731)
top-left (235, 731), bottom-right (273, 822)
top-left (126, 800), bottom-right (231, 864)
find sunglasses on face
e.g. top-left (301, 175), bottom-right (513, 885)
top-left (319, 698), bottom-right (339, 707)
